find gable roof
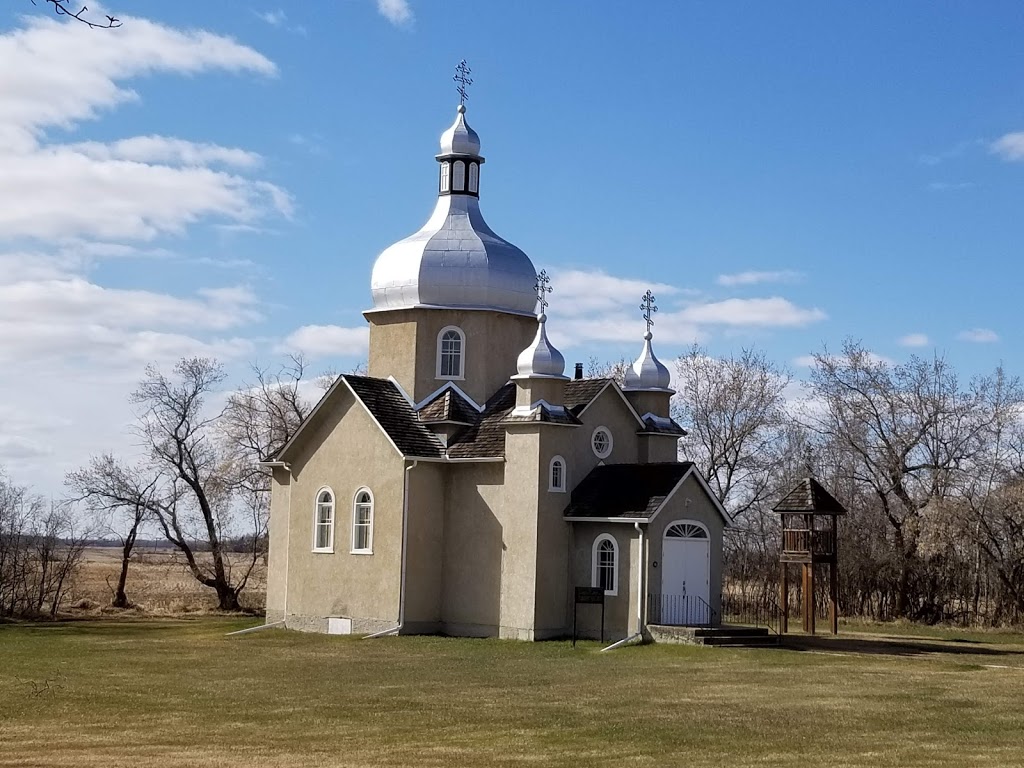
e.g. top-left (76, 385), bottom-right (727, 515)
top-left (563, 463), bottom-right (694, 519)
top-left (275, 374), bottom-right (445, 462)
top-left (564, 377), bottom-right (647, 428)
top-left (417, 388), bottom-right (479, 425)
top-left (445, 383), bottom-right (516, 459)
top-left (772, 477), bottom-right (847, 515)
top-left (563, 462), bottom-right (731, 526)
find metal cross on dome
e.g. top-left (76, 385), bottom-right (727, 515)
top-left (454, 60), bottom-right (473, 105)
top-left (535, 270), bottom-right (553, 313)
top-left (640, 289), bottom-right (658, 333)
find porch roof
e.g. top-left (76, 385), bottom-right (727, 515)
top-left (563, 462), bottom-right (695, 520)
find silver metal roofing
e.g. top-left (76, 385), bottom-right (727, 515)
top-left (369, 106), bottom-right (537, 316)
top-left (438, 104), bottom-right (480, 156)
top-left (514, 313), bottom-right (567, 379)
top-left (623, 332), bottom-right (673, 392)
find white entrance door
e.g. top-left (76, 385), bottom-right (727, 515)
top-left (661, 522), bottom-right (711, 625)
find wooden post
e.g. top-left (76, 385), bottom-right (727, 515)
top-left (780, 561), bottom-right (788, 634)
top-left (829, 562), bottom-right (838, 635)
top-left (802, 564), bottom-right (816, 635)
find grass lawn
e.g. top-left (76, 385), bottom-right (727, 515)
top-left (2, 619), bottom-right (1024, 767)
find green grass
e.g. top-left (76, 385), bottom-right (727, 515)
top-left (2, 619), bottom-right (1024, 767)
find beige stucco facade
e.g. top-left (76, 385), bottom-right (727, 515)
top-left (265, 305), bottom-right (729, 642)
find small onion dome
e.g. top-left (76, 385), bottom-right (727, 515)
top-left (438, 104), bottom-right (481, 156)
top-left (515, 313), bottom-right (567, 378)
top-left (623, 331), bottom-right (673, 391)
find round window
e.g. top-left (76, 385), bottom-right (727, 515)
top-left (591, 427), bottom-right (613, 459)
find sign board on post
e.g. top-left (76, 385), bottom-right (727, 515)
top-left (573, 586), bottom-right (606, 647)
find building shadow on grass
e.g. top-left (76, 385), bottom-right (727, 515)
top-left (780, 633), bottom-right (1024, 659)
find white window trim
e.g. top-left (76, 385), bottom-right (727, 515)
top-left (665, 520), bottom-right (710, 540)
top-left (435, 325), bottom-right (466, 381)
top-left (592, 534), bottom-right (619, 596)
top-left (312, 487), bottom-right (335, 554)
top-left (591, 426), bottom-right (613, 459)
top-left (351, 487), bottom-right (374, 555)
top-left (548, 455), bottom-right (567, 493)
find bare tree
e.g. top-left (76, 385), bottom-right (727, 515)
top-left (66, 455), bottom-right (155, 608)
top-left (673, 345), bottom-right (793, 518)
top-left (804, 340), bottom-right (1013, 618)
top-left (31, 0), bottom-right (121, 28)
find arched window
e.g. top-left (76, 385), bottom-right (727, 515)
top-left (440, 161), bottom-right (451, 193)
top-left (313, 488), bottom-right (335, 553)
top-left (437, 326), bottom-right (465, 379)
top-left (592, 534), bottom-right (618, 596)
top-left (352, 488), bottom-right (374, 554)
top-left (452, 160), bottom-right (466, 191)
top-left (468, 162), bottom-right (479, 193)
top-left (665, 521), bottom-right (709, 539)
top-left (549, 456), bottom-right (566, 493)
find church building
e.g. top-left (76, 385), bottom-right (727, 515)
top-left (263, 87), bottom-right (730, 642)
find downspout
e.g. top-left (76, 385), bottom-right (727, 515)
top-left (365, 459), bottom-right (417, 638)
top-left (601, 521), bottom-right (645, 651)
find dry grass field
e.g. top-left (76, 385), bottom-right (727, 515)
top-left (63, 546), bottom-right (266, 615)
top-left (2, 618), bottom-right (1024, 767)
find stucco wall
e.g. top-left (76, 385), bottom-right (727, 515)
top-left (403, 462), bottom-right (446, 630)
top-left (367, 307), bottom-right (536, 405)
top-left (646, 473), bottom-right (726, 619)
top-left (567, 522), bottom-right (641, 641)
top-left (265, 468), bottom-right (291, 624)
top-left (440, 462), bottom-right (507, 636)
top-left (279, 391), bottom-right (407, 632)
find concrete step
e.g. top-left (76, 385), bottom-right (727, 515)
top-left (647, 624), bottom-right (782, 648)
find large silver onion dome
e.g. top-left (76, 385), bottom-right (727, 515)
top-left (369, 106), bottom-right (537, 315)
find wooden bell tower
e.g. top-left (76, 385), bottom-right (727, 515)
top-left (773, 478), bottom-right (847, 635)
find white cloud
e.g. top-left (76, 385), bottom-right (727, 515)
top-left (0, 13), bottom-right (285, 495)
top-left (898, 333), bottom-right (930, 347)
top-left (255, 9), bottom-right (287, 26)
top-left (0, 13), bottom-right (287, 243)
top-left (716, 270), bottom-right (802, 287)
top-left (376, 0), bottom-right (413, 26)
top-left (958, 328), bottom-right (999, 343)
top-left (991, 132), bottom-right (1024, 162)
top-left (69, 136), bottom-right (262, 168)
top-left (927, 181), bottom-right (975, 192)
top-left (552, 269), bottom-right (680, 315)
top-left (677, 297), bottom-right (825, 327)
top-left (253, 9), bottom-right (308, 35)
top-left (794, 351), bottom-right (893, 368)
top-left (280, 325), bottom-right (370, 359)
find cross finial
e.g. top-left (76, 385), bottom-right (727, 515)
top-left (454, 60), bottom-right (473, 106)
top-left (534, 269), bottom-right (553, 314)
top-left (640, 289), bottom-right (658, 334)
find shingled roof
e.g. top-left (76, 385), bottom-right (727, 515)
top-left (445, 383), bottom-right (516, 459)
top-left (563, 462), bottom-right (695, 519)
top-left (564, 378), bottom-right (612, 416)
top-left (417, 387), bottom-right (479, 425)
top-left (772, 477), bottom-right (847, 515)
top-left (342, 375), bottom-right (446, 458)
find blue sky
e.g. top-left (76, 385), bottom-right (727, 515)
top-left (2, 1), bottom-right (1023, 493)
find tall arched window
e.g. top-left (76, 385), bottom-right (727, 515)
top-left (352, 488), bottom-right (374, 554)
top-left (452, 160), bottom-right (466, 191)
top-left (437, 326), bottom-right (465, 379)
top-left (549, 455), bottom-right (566, 493)
top-left (440, 161), bottom-right (451, 193)
top-left (468, 162), bottom-right (479, 193)
top-left (592, 534), bottom-right (618, 596)
top-left (313, 488), bottom-right (335, 553)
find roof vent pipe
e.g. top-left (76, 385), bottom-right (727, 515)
top-left (574, 363), bottom-right (584, 380)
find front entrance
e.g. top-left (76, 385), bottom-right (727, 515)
top-left (659, 521), bottom-right (711, 625)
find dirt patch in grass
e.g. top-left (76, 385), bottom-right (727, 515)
top-left (2, 620), bottom-right (1023, 767)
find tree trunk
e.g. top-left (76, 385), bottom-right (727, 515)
top-left (112, 553), bottom-right (131, 608)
